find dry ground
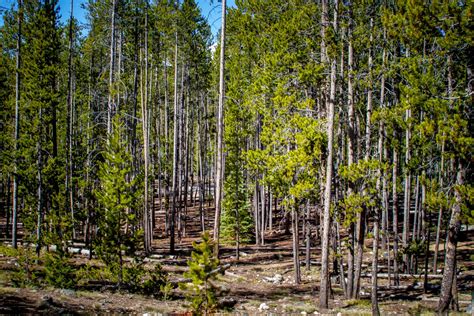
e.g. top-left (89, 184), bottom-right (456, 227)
top-left (1, 230), bottom-right (473, 315)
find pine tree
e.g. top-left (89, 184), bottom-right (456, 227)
top-left (95, 114), bottom-right (141, 283)
top-left (180, 231), bottom-right (220, 315)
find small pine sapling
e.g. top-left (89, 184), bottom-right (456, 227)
top-left (180, 231), bottom-right (220, 315)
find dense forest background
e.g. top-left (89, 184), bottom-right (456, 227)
top-left (0, 0), bottom-right (472, 314)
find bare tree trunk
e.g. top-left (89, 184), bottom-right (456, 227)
top-left (12, 0), bottom-right (22, 249)
top-left (170, 0), bottom-right (180, 253)
top-left (320, 0), bottom-right (337, 308)
top-left (392, 130), bottom-right (400, 285)
top-left (141, 4), bottom-right (152, 254)
top-left (345, 4), bottom-right (355, 297)
top-left (163, 51), bottom-right (170, 235)
top-left (437, 164), bottom-right (463, 313)
top-left (402, 106), bottom-right (411, 273)
top-left (292, 205), bottom-right (301, 284)
top-left (107, 0), bottom-right (117, 135)
top-left (36, 109), bottom-right (44, 256)
top-left (354, 16), bottom-right (374, 299)
top-left (305, 201), bottom-right (311, 271)
top-left (65, 0), bottom-right (75, 240)
top-left (371, 213), bottom-right (380, 316)
top-left (213, 0), bottom-right (226, 256)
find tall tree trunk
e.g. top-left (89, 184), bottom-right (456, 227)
top-left (170, 0), bottom-right (180, 254)
top-left (141, 4), bottom-right (152, 254)
top-left (402, 106), bottom-right (411, 273)
top-left (107, 0), bottom-right (117, 135)
top-left (213, 0), bottom-right (226, 256)
top-left (320, 0), bottom-right (337, 308)
top-left (345, 3), bottom-right (356, 298)
top-left (36, 109), bottom-right (44, 256)
top-left (392, 131), bottom-right (400, 285)
top-left (12, 0), bottom-right (22, 249)
top-left (66, 0), bottom-right (75, 240)
top-left (437, 163), bottom-right (463, 313)
top-left (354, 16), bottom-right (374, 299)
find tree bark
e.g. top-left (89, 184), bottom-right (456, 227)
top-left (170, 0), bottom-right (180, 254)
top-left (437, 164), bottom-right (463, 313)
top-left (292, 205), bottom-right (301, 284)
top-left (213, 0), bottom-right (226, 256)
top-left (345, 3), bottom-right (356, 298)
top-left (141, 4), bottom-right (152, 253)
top-left (12, 0), bottom-right (22, 249)
top-left (392, 130), bottom-right (400, 285)
top-left (107, 0), bottom-right (117, 135)
top-left (65, 0), bottom-right (75, 240)
top-left (319, 0), bottom-right (337, 308)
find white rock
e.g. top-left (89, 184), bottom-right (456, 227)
top-left (337, 313), bottom-right (342, 316)
top-left (258, 303), bottom-right (270, 311)
top-left (80, 249), bottom-right (90, 256)
top-left (68, 247), bottom-right (81, 254)
top-left (301, 312), bottom-right (307, 315)
top-left (263, 274), bottom-right (283, 284)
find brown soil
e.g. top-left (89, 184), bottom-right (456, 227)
top-left (1, 230), bottom-right (473, 315)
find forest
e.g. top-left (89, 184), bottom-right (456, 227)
top-left (0, 0), bottom-right (473, 314)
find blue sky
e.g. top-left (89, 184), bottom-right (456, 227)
top-left (0, 0), bottom-right (235, 40)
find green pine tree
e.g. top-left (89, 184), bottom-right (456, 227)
top-left (95, 114), bottom-right (142, 283)
top-left (180, 231), bottom-right (220, 315)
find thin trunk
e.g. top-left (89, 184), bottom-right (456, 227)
top-left (437, 164), bottom-right (463, 313)
top-left (107, 0), bottom-right (117, 135)
top-left (320, 0), bottom-right (337, 308)
top-left (66, 0), bottom-right (75, 240)
top-left (36, 109), bottom-right (43, 257)
top-left (12, 0), bottom-right (22, 249)
top-left (292, 206), bottom-right (301, 284)
top-left (392, 130), bottom-right (400, 285)
top-left (371, 211), bottom-right (380, 316)
top-left (403, 106), bottom-right (411, 272)
top-left (345, 4), bottom-right (355, 298)
top-left (170, 0), bottom-right (180, 253)
top-left (141, 5), bottom-right (151, 253)
top-left (305, 201), bottom-right (311, 271)
top-left (214, 0), bottom-right (226, 256)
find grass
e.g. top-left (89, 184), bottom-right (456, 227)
top-left (344, 299), bottom-right (371, 308)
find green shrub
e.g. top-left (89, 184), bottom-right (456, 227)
top-left (180, 231), bottom-right (220, 315)
top-left (44, 252), bottom-right (76, 289)
top-left (10, 246), bottom-right (38, 287)
top-left (76, 263), bottom-right (117, 286)
top-left (142, 263), bottom-right (169, 297)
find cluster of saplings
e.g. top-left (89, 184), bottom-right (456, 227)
top-left (3, 231), bottom-right (222, 314)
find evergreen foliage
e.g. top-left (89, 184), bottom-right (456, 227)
top-left (180, 231), bottom-right (220, 314)
top-left (95, 114), bottom-right (141, 283)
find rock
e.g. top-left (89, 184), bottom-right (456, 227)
top-left (313, 311), bottom-right (320, 315)
top-left (240, 252), bottom-right (248, 257)
top-left (301, 312), bottom-right (307, 315)
top-left (336, 313), bottom-right (342, 316)
top-left (263, 274), bottom-right (283, 284)
top-left (68, 247), bottom-right (81, 254)
top-left (59, 289), bottom-right (76, 297)
top-left (80, 249), bottom-right (91, 256)
top-left (258, 303), bottom-right (270, 312)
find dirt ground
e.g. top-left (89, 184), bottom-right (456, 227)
top-left (1, 231), bottom-right (473, 315)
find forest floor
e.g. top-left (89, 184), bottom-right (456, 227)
top-left (1, 229), bottom-right (473, 315)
